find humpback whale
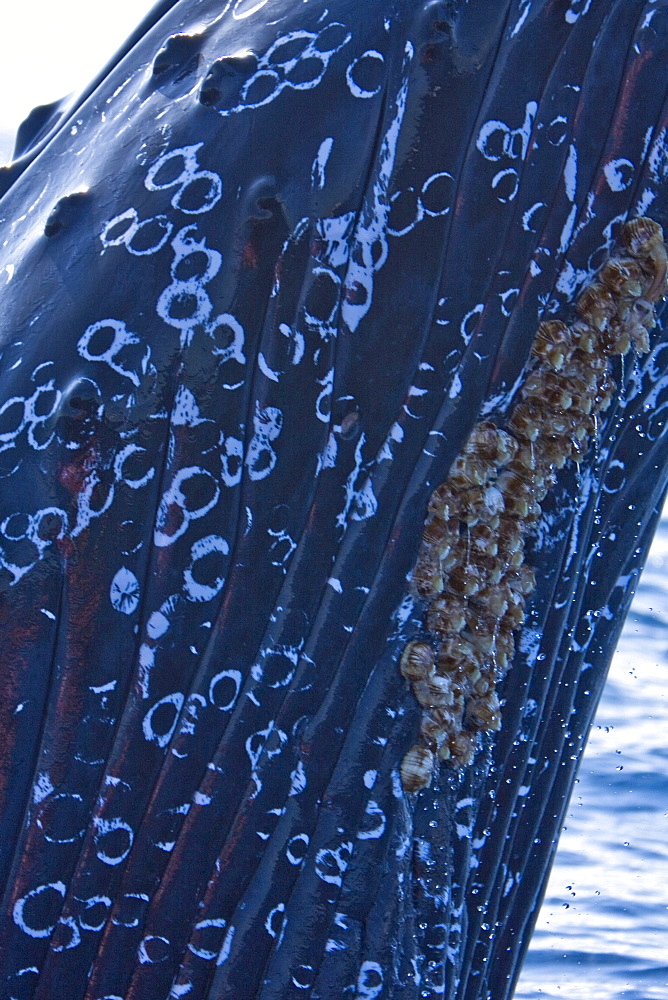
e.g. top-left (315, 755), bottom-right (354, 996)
top-left (1, 1), bottom-right (668, 997)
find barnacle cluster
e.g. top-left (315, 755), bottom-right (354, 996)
top-left (400, 218), bottom-right (668, 794)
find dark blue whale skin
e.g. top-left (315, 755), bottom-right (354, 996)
top-left (1, 1), bottom-right (668, 998)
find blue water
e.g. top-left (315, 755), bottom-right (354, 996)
top-left (517, 511), bottom-right (668, 999)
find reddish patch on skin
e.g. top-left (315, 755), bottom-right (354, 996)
top-left (56, 536), bottom-right (76, 560)
top-left (345, 281), bottom-right (367, 305)
top-left (0, 602), bottom-right (51, 817)
top-left (160, 502), bottom-right (186, 540)
top-left (242, 238), bottom-right (259, 269)
top-left (273, 256), bottom-right (284, 288)
top-left (310, 238), bottom-right (326, 259)
top-left (58, 446), bottom-right (97, 496)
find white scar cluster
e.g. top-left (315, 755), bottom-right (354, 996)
top-left (400, 217), bottom-right (668, 794)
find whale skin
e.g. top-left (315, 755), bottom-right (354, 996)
top-left (1, 1), bottom-right (668, 998)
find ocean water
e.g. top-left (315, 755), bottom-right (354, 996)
top-left (516, 507), bottom-right (668, 999)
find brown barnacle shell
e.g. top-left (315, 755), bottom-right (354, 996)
top-left (576, 283), bottom-right (617, 332)
top-left (542, 410), bottom-right (572, 437)
top-left (464, 421), bottom-right (519, 466)
top-left (499, 493), bottom-right (532, 519)
top-left (413, 553), bottom-right (443, 597)
top-left (441, 537), bottom-right (470, 573)
top-left (459, 484), bottom-right (505, 525)
top-left (436, 635), bottom-right (484, 675)
top-left (506, 563), bottom-right (536, 597)
top-left (523, 499), bottom-right (543, 523)
top-left (598, 257), bottom-right (644, 298)
top-left (422, 514), bottom-right (458, 551)
top-left (565, 349), bottom-right (608, 382)
top-left (621, 219), bottom-right (668, 300)
top-left (427, 592), bottom-right (467, 634)
top-left (562, 372), bottom-right (595, 407)
top-left (463, 420), bottom-right (500, 457)
top-left (501, 601), bottom-right (525, 631)
top-left (494, 629), bottom-right (515, 666)
top-left (473, 670), bottom-right (495, 696)
top-left (420, 705), bottom-right (462, 749)
top-left (463, 625), bottom-right (498, 660)
top-left (535, 435), bottom-right (569, 468)
top-left (607, 324), bottom-right (631, 354)
top-left (532, 320), bottom-right (572, 370)
top-left (469, 551), bottom-right (504, 585)
top-left (496, 516), bottom-right (525, 558)
top-left (400, 744), bottom-right (435, 792)
top-left (412, 672), bottom-right (456, 709)
top-left (422, 513), bottom-right (452, 548)
top-left (629, 323), bottom-right (651, 354)
top-left (464, 608), bottom-right (501, 655)
top-left (566, 389), bottom-right (594, 416)
top-left (400, 641), bottom-right (435, 682)
top-left (466, 691), bottom-right (502, 732)
top-left (442, 730), bottom-right (478, 766)
top-left (419, 715), bottom-right (448, 752)
top-left (471, 582), bottom-right (510, 619)
top-left (593, 373), bottom-right (616, 412)
top-left (529, 477), bottom-right (550, 503)
top-left (571, 320), bottom-right (598, 354)
top-left (496, 428), bottom-right (520, 466)
top-left (544, 407), bottom-right (592, 441)
top-left (630, 295), bottom-right (656, 331)
top-left (496, 470), bottom-right (535, 500)
top-left (508, 402), bottom-right (544, 442)
top-left (447, 563), bottom-right (484, 597)
top-left (483, 484), bottom-right (506, 516)
top-left (645, 240), bottom-right (668, 301)
top-left (620, 216), bottom-right (664, 258)
top-left (510, 442), bottom-right (540, 479)
top-left (523, 370), bottom-right (574, 411)
top-left (428, 482), bottom-right (458, 519)
top-left (450, 452), bottom-right (496, 488)
top-left (470, 522), bottom-right (498, 557)
top-left (508, 548), bottom-right (526, 569)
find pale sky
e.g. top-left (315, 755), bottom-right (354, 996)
top-left (0, 0), bottom-right (158, 162)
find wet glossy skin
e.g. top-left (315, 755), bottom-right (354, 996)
top-left (1, 1), bottom-right (668, 998)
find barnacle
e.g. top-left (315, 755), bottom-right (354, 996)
top-left (400, 217), bottom-right (668, 792)
top-left (400, 745), bottom-right (435, 792)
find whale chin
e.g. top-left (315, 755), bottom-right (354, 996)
top-left (1, 1), bottom-right (668, 998)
